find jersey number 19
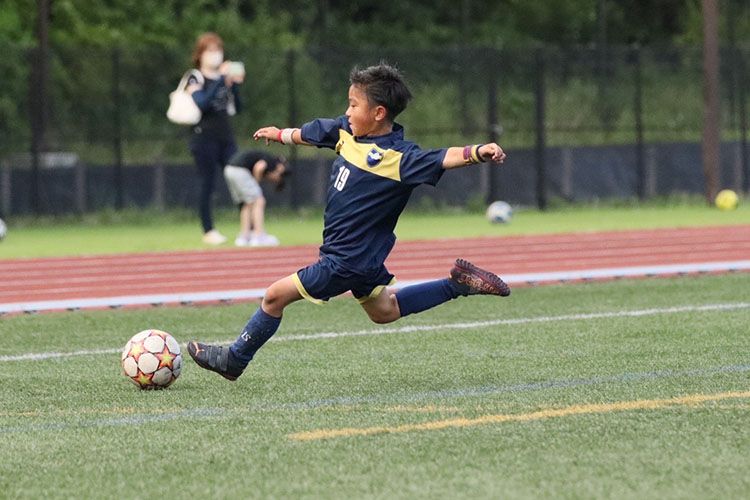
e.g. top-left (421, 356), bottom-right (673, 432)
top-left (334, 166), bottom-right (350, 191)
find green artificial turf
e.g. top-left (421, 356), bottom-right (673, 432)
top-left (1, 273), bottom-right (749, 498)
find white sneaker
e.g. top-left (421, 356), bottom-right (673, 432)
top-left (202, 230), bottom-right (227, 245)
top-left (234, 236), bottom-right (252, 247)
top-left (250, 233), bottom-right (280, 247)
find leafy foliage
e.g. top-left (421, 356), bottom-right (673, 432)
top-left (2, 0), bottom-right (749, 51)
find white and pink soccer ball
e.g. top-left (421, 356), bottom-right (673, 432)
top-left (121, 329), bottom-right (182, 389)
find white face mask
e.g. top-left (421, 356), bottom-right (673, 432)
top-left (201, 50), bottom-right (223, 69)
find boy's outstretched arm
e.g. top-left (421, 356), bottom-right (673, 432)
top-left (442, 143), bottom-right (506, 169)
top-left (253, 126), bottom-right (309, 146)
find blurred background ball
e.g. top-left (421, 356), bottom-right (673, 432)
top-left (486, 201), bottom-right (513, 224)
top-left (0, 218), bottom-right (6, 241)
top-left (715, 189), bottom-right (739, 211)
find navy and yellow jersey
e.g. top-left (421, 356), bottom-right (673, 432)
top-left (300, 115), bottom-right (447, 272)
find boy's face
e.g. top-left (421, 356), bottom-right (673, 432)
top-left (346, 85), bottom-right (388, 137)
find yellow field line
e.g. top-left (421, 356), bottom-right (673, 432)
top-left (288, 390), bottom-right (750, 442)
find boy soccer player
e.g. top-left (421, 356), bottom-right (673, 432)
top-left (189, 63), bottom-right (510, 380)
top-left (223, 150), bottom-right (289, 246)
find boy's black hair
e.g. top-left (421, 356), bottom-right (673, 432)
top-left (349, 63), bottom-right (412, 122)
top-left (262, 156), bottom-right (291, 192)
top-left (262, 156), bottom-right (286, 175)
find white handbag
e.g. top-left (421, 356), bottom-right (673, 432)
top-left (167, 70), bottom-right (203, 125)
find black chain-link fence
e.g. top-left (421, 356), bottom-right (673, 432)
top-left (1, 44), bottom-right (748, 215)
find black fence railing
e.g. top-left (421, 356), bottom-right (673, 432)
top-left (1, 44), bottom-right (748, 215)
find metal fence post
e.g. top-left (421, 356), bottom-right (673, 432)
top-left (286, 49), bottom-right (299, 209)
top-left (485, 48), bottom-right (499, 203)
top-left (701, 0), bottom-right (721, 204)
top-left (633, 46), bottom-right (646, 199)
top-left (30, 0), bottom-right (51, 214)
top-left (561, 148), bottom-right (573, 200)
top-left (74, 162), bottom-right (86, 213)
top-left (737, 48), bottom-right (748, 194)
top-left (645, 146), bottom-right (657, 197)
top-left (29, 46), bottom-right (42, 215)
top-left (535, 48), bottom-right (548, 210)
top-left (458, 46), bottom-right (471, 136)
top-left (153, 164), bottom-right (165, 210)
top-left (0, 167), bottom-right (10, 216)
top-left (112, 46), bottom-right (124, 209)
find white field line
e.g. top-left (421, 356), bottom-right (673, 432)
top-left (1, 260), bottom-right (749, 314)
top-left (0, 288), bottom-right (269, 315)
top-left (1, 301), bottom-right (748, 363)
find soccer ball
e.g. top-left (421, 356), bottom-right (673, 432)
top-left (486, 201), bottom-right (513, 223)
top-left (0, 218), bottom-right (6, 241)
top-left (121, 329), bottom-right (182, 389)
top-left (715, 189), bottom-right (739, 211)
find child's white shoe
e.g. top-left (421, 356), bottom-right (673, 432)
top-left (250, 233), bottom-right (280, 247)
top-left (202, 230), bottom-right (227, 245)
top-left (234, 236), bottom-right (252, 247)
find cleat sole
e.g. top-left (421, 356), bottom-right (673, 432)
top-left (450, 259), bottom-right (511, 297)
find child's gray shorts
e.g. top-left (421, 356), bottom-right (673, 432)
top-left (224, 165), bottom-right (263, 204)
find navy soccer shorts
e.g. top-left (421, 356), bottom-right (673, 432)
top-left (292, 256), bottom-right (396, 304)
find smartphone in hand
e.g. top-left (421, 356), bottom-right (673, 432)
top-left (228, 62), bottom-right (245, 78)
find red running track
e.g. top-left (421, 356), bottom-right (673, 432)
top-left (1, 225), bottom-right (749, 314)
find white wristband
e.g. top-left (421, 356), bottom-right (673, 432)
top-left (281, 128), bottom-right (296, 145)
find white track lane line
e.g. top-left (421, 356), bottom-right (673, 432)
top-left (1, 260), bottom-right (748, 314)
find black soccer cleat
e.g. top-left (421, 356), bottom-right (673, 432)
top-left (187, 341), bottom-right (245, 381)
top-left (449, 258), bottom-right (511, 297)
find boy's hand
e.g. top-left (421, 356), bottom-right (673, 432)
top-left (478, 143), bottom-right (507, 163)
top-left (253, 126), bottom-right (281, 145)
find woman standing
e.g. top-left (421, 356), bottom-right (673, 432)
top-left (186, 32), bottom-right (245, 244)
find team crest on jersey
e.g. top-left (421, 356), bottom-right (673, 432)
top-left (366, 148), bottom-right (383, 167)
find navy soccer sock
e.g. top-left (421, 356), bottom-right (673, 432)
top-left (395, 279), bottom-right (464, 317)
top-left (229, 307), bottom-right (282, 365)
